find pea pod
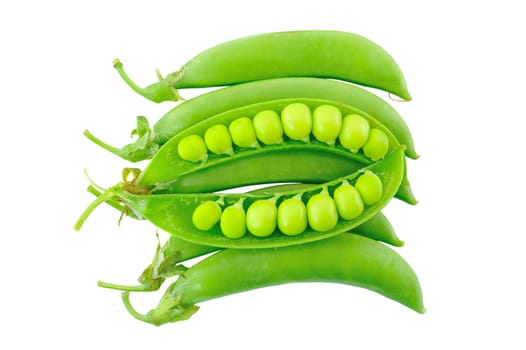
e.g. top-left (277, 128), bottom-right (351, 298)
top-left (74, 148), bottom-right (404, 248)
top-left (120, 234), bottom-right (425, 326)
top-left (115, 30), bottom-right (411, 103)
top-left (85, 77), bottom-right (417, 162)
top-left (133, 98), bottom-right (416, 204)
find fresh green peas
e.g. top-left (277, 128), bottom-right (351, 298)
top-left (229, 117), bottom-right (259, 148)
top-left (334, 183), bottom-right (364, 220)
top-left (312, 104), bottom-right (342, 143)
top-left (220, 202), bottom-right (247, 239)
top-left (355, 171), bottom-right (383, 205)
top-left (192, 201), bottom-right (222, 231)
top-left (281, 103), bottom-right (312, 141)
top-left (339, 114), bottom-right (370, 153)
top-left (246, 200), bottom-right (278, 237)
top-left (253, 110), bottom-right (283, 145)
top-left (362, 128), bottom-right (389, 161)
top-left (277, 197), bottom-right (308, 236)
top-left (177, 134), bottom-right (208, 162)
top-left (306, 192), bottom-right (338, 232)
top-left (204, 124), bottom-right (233, 155)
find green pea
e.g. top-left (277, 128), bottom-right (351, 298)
top-left (281, 103), bottom-right (312, 141)
top-left (312, 104), bottom-right (342, 143)
top-left (362, 128), bottom-right (389, 161)
top-left (229, 117), bottom-right (259, 148)
top-left (355, 171), bottom-right (383, 205)
top-left (192, 201), bottom-right (222, 230)
top-left (204, 124), bottom-right (233, 155)
top-left (253, 110), bottom-right (283, 145)
top-left (277, 198), bottom-right (308, 236)
top-left (246, 200), bottom-right (277, 237)
top-left (333, 183), bottom-right (364, 220)
top-left (306, 192), bottom-right (338, 232)
top-left (339, 114), bottom-right (370, 153)
top-left (220, 203), bottom-right (246, 239)
top-left (177, 134), bottom-right (208, 162)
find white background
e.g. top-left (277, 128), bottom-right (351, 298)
top-left (1, 0), bottom-right (525, 348)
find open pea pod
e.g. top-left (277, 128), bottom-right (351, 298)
top-left (75, 148), bottom-right (404, 249)
top-left (85, 77), bottom-right (417, 162)
top-left (134, 98), bottom-right (416, 204)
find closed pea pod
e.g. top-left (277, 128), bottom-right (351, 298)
top-left (120, 234), bottom-right (425, 326)
top-left (312, 104), bottom-right (342, 143)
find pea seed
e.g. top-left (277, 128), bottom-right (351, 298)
top-left (192, 201), bottom-right (222, 230)
top-left (246, 200), bottom-right (277, 237)
top-left (204, 124), bottom-right (233, 155)
top-left (306, 192), bottom-right (338, 232)
top-left (312, 104), bottom-right (342, 143)
top-left (334, 183), bottom-right (364, 220)
top-left (355, 171), bottom-right (383, 205)
top-left (362, 128), bottom-right (389, 161)
top-left (339, 114), bottom-right (370, 153)
top-left (253, 110), bottom-right (283, 145)
top-left (281, 103), bottom-right (312, 141)
top-left (220, 203), bottom-right (246, 239)
top-left (229, 117), bottom-right (258, 148)
top-left (277, 198), bottom-right (307, 236)
top-left (177, 134), bottom-right (207, 162)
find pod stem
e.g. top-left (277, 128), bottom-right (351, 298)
top-left (121, 292), bottom-right (199, 326)
top-left (113, 58), bottom-right (184, 103)
top-left (74, 171), bottom-right (122, 231)
top-left (83, 129), bottom-right (126, 159)
top-left (98, 280), bottom-right (162, 292)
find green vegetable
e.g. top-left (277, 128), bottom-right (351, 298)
top-left (114, 30), bottom-right (411, 103)
top-left (120, 234), bottom-right (424, 326)
top-left (74, 148), bottom-right (405, 248)
top-left (83, 77), bottom-right (418, 162)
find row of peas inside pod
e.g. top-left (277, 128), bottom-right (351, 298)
top-left (76, 30), bottom-right (424, 326)
top-left (178, 101), bottom-right (389, 163)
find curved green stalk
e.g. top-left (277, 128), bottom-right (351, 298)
top-left (113, 59), bottom-right (183, 103)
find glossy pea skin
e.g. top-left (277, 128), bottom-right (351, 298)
top-left (253, 110), bottom-right (283, 145)
top-left (128, 234), bottom-right (424, 325)
top-left (204, 124), bottom-right (233, 155)
top-left (339, 114), bottom-right (370, 153)
top-left (246, 200), bottom-right (278, 237)
top-left (220, 204), bottom-right (247, 239)
top-left (362, 128), bottom-right (389, 161)
top-left (277, 198), bottom-right (308, 236)
top-left (355, 171), bottom-right (383, 206)
top-left (306, 192), bottom-right (338, 232)
top-left (229, 117), bottom-right (259, 148)
top-left (177, 134), bottom-right (207, 162)
top-left (312, 104), bottom-right (342, 143)
top-left (281, 103), bottom-right (312, 141)
top-left (334, 183), bottom-right (364, 220)
top-left (192, 201), bottom-right (222, 231)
